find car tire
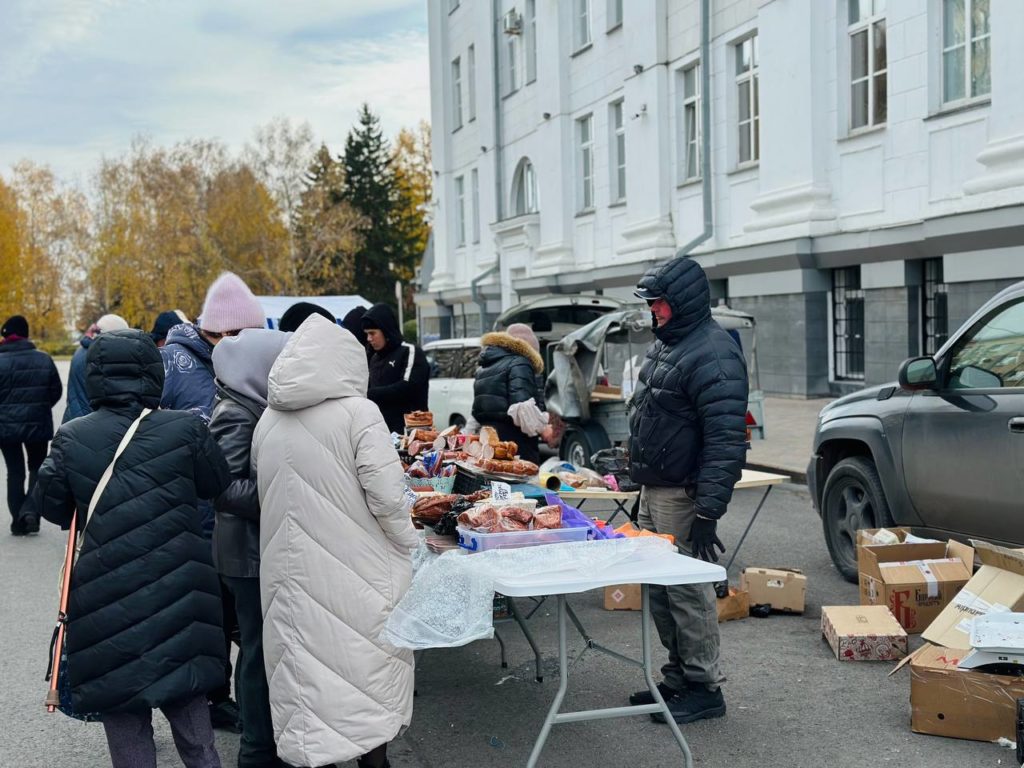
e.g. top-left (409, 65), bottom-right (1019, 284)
top-left (560, 429), bottom-right (594, 469)
top-left (821, 456), bottom-right (894, 584)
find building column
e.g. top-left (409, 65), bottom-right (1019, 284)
top-left (745, 0), bottom-right (837, 233)
top-left (963, 0), bottom-right (1024, 195)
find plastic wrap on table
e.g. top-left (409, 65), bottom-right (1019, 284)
top-left (381, 536), bottom-right (675, 650)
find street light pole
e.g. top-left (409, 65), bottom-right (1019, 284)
top-left (395, 279), bottom-right (404, 331)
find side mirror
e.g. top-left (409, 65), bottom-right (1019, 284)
top-left (898, 357), bottom-right (938, 391)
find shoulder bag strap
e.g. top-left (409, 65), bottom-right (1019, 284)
top-left (81, 407), bottom-right (152, 538)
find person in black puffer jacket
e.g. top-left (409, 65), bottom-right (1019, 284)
top-left (626, 256), bottom-right (748, 726)
top-left (209, 328), bottom-right (291, 768)
top-left (0, 315), bottom-right (62, 535)
top-left (361, 303), bottom-right (429, 434)
top-left (24, 329), bottom-right (230, 767)
top-left (472, 324), bottom-right (548, 464)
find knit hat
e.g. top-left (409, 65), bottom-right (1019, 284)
top-left (95, 314), bottom-right (129, 334)
top-left (149, 310), bottom-right (190, 343)
top-left (278, 302), bottom-right (334, 333)
top-left (199, 272), bottom-right (265, 333)
top-left (1, 315), bottom-right (28, 338)
top-left (506, 322), bottom-right (540, 353)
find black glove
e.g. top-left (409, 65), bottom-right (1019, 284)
top-left (687, 516), bottom-right (725, 562)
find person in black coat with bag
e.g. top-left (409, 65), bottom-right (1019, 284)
top-left (24, 329), bottom-right (231, 768)
top-left (0, 315), bottom-right (62, 535)
top-left (626, 255), bottom-right (748, 726)
top-left (361, 303), bottom-right (429, 434)
top-left (209, 328), bottom-right (291, 768)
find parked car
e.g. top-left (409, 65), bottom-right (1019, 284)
top-left (809, 280), bottom-right (1024, 582)
top-left (424, 337), bottom-right (481, 428)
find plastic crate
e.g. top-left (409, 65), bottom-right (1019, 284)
top-left (456, 525), bottom-right (591, 553)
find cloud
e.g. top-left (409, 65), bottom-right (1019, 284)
top-left (0, 0), bottom-right (430, 181)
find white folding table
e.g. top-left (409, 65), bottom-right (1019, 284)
top-left (492, 552), bottom-right (726, 768)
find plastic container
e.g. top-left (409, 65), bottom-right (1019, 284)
top-left (426, 475), bottom-right (457, 494)
top-left (456, 524), bottom-right (591, 553)
top-left (478, 498), bottom-right (538, 513)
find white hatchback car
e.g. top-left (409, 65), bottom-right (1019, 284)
top-left (424, 337), bottom-right (481, 429)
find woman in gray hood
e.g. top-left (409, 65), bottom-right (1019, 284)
top-left (209, 328), bottom-right (291, 768)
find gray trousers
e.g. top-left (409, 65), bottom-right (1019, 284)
top-left (102, 694), bottom-right (222, 768)
top-left (638, 485), bottom-right (724, 692)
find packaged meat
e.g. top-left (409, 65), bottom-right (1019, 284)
top-left (501, 506), bottom-right (534, 525)
top-left (533, 505), bottom-right (563, 530)
top-left (457, 505), bottom-right (501, 532)
top-left (495, 516), bottom-right (529, 532)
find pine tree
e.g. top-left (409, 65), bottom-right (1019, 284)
top-left (340, 105), bottom-right (401, 306)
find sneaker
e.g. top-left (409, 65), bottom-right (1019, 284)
top-left (628, 681), bottom-right (679, 706)
top-left (208, 699), bottom-right (241, 733)
top-left (650, 686), bottom-right (726, 724)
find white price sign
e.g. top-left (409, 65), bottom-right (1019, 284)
top-left (491, 481), bottom-right (512, 501)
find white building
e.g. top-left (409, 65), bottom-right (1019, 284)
top-left (420, 0), bottom-right (1024, 396)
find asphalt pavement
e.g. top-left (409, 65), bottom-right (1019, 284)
top-left (0, 364), bottom-right (1008, 767)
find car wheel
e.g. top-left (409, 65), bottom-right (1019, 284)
top-left (560, 429), bottom-right (593, 469)
top-left (821, 456), bottom-right (894, 583)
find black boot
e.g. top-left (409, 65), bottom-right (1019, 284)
top-left (628, 681), bottom-right (679, 706)
top-left (651, 686), bottom-right (726, 724)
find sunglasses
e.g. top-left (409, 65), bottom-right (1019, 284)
top-left (204, 329), bottom-right (242, 340)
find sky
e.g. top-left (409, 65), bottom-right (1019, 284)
top-left (0, 0), bottom-right (431, 184)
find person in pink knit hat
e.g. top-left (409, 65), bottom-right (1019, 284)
top-left (159, 271), bottom-right (265, 734)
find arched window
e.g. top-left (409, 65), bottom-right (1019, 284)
top-left (512, 158), bottom-right (538, 216)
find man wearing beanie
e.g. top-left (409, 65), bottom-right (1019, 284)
top-left (277, 301), bottom-right (334, 333)
top-left (626, 255), bottom-right (748, 725)
top-left (0, 315), bottom-right (62, 534)
top-left (361, 303), bottom-right (429, 434)
top-left (63, 313), bottom-right (129, 423)
top-left (159, 271), bottom-right (265, 735)
top-left (342, 305), bottom-right (371, 358)
top-left (149, 309), bottom-right (190, 348)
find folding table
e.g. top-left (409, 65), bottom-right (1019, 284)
top-left (553, 488), bottom-right (639, 525)
top-left (492, 551), bottom-right (726, 768)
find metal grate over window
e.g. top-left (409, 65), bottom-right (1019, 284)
top-left (922, 258), bottom-right (949, 355)
top-left (833, 266), bottom-right (865, 380)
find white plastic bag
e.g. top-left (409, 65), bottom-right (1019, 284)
top-left (507, 397), bottom-right (548, 437)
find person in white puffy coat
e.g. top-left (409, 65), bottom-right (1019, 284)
top-left (252, 314), bottom-right (419, 768)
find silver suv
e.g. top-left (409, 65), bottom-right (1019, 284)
top-left (809, 280), bottom-right (1024, 582)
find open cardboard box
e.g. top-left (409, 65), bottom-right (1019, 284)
top-left (856, 527), bottom-right (913, 574)
top-left (859, 540), bottom-right (973, 634)
top-left (740, 567), bottom-right (806, 613)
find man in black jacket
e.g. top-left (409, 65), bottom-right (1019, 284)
top-left (626, 256), bottom-right (748, 724)
top-left (361, 303), bottom-right (429, 434)
top-left (0, 315), bottom-right (62, 535)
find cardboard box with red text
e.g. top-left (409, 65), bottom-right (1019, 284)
top-left (858, 540), bottom-right (973, 633)
top-left (821, 605), bottom-right (907, 661)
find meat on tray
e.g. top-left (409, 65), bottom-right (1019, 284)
top-left (457, 505), bottom-right (501, 532)
top-left (412, 494), bottom-right (458, 522)
top-left (532, 505), bottom-right (563, 530)
top-left (501, 505), bottom-right (533, 525)
top-left (495, 515), bottom-right (529, 532)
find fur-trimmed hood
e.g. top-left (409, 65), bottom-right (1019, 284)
top-left (481, 332), bottom-right (543, 373)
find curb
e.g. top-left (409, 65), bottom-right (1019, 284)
top-left (744, 461), bottom-right (807, 485)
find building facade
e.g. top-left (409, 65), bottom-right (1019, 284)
top-left (421, 0), bottom-right (1024, 396)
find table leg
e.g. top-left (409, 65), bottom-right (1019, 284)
top-left (493, 628), bottom-right (508, 669)
top-left (526, 595), bottom-right (569, 768)
top-left (604, 499), bottom-right (628, 525)
top-left (642, 584), bottom-right (693, 768)
top-left (508, 597), bottom-right (544, 682)
top-left (723, 485), bottom-right (773, 574)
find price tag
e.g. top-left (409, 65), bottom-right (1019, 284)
top-left (404, 486), bottom-right (418, 509)
top-left (491, 481), bottom-right (512, 501)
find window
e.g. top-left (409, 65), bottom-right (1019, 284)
top-left (451, 57), bottom-right (463, 130)
top-left (735, 35), bottom-right (760, 164)
top-left (948, 300), bottom-right (1024, 389)
top-left (577, 115), bottom-right (594, 211)
top-left (922, 258), bottom-right (948, 355)
top-left (832, 267), bottom-right (865, 381)
top-left (471, 169), bottom-right (481, 243)
top-left (575, 0), bottom-right (591, 50)
top-left (942, 0), bottom-right (990, 104)
top-left (505, 33), bottom-right (519, 94)
top-left (609, 100), bottom-right (626, 202)
top-left (608, 0), bottom-right (623, 30)
top-left (513, 158), bottom-right (538, 215)
top-left (525, 0), bottom-right (537, 83)
top-left (848, 0), bottom-right (887, 130)
top-left (467, 45), bottom-right (477, 121)
top-left (454, 175), bottom-right (466, 246)
top-left (681, 64), bottom-right (701, 181)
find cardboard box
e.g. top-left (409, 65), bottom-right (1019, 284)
top-left (858, 540), bottom-right (973, 634)
top-left (739, 567), bottom-right (806, 613)
top-left (716, 588), bottom-right (749, 623)
top-left (922, 540), bottom-right (1024, 650)
top-left (856, 527), bottom-right (913, 573)
top-left (604, 583), bottom-right (641, 611)
top-left (821, 605), bottom-right (907, 661)
top-left (908, 643), bottom-right (1024, 742)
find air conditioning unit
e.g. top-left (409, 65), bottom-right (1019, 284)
top-left (503, 10), bottom-right (522, 35)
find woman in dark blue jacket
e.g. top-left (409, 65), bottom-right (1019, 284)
top-left (0, 315), bottom-right (61, 534)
